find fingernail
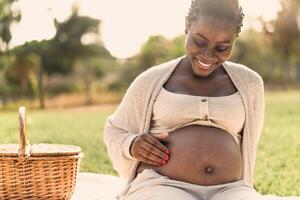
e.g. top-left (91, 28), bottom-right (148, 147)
top-left (160, 160), bottom-right (166, 165)
top-left (163, 155), bottom-right (169, 160)
top-left (166, 150), bottom-right (170, 154)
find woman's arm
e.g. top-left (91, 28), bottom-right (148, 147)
top-left (103, 72), bottom-right (145, 180)
top-left (103, 66), bottom-right (162, 180)
top-left (104, 117), bottom-right (139, 179)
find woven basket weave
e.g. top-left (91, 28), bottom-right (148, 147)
top-left (0, 107), bottom-right (82, 200)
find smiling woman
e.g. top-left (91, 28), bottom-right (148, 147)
top-left (103, 0), bottom-right (269, 199)
top-left (104, 0), bottom-right (300, 198)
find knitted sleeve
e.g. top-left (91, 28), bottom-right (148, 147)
top-left (254, 75), bottom-right (265, 146)
top-left (103, 68), bottom-right (153, 181)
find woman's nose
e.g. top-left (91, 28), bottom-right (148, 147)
top-left (201, 48), bottom-right (217, 62)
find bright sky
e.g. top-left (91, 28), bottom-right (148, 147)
top-left (10, 0), bottom-right (281, 59)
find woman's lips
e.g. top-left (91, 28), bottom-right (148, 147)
top-left (194, 58), bottom-right (215, 70)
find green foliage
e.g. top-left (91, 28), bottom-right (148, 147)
top-left (109, 34), bottom-right (186, 90)
top-left (168, 35), bottom-right (186, 58)
top-left (5, 53), bottom-right (39, 97)
top-left (0, 3), bottom-right (116, 108)
top-left (0, 54), bottom-right (10, 97)
top-left (262, 0), bottom-right (300, 83)
top-left (0, 0), bottom-right (21, 50)
top-left (230, 29), bottom-right (280, 84)
top-left (107, 57), bottom-right (140, 91)
top-left (271, 0), bottom-right (300, 56)
top-left (138, 35), bottom-right (172, 70)
top-left (1, 0), bottom-right (300, 107)
top-left (46, 80), bottom-right (78, 96)
top-left (53, 11), bottom-right (101, 61)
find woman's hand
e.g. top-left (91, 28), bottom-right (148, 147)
top-left (130, 132), bottom-right (170, 166)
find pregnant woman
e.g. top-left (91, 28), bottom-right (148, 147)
top-left (104, 0), bottom-right (265, 199)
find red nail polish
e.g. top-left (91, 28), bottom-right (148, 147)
top-left (163, 155), bottom-right (169, 161)
top-left (166, 150), bottom-right (170, 154)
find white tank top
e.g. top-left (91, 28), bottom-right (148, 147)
top-left (150, 87), bottom-right (245, 147)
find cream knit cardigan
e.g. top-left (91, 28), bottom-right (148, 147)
top-left (104, 56), bottom-right (265, 188)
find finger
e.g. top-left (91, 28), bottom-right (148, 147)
top-left (144, 134), bottom-right (169, 154)
top-left (139, 156), bottom-right (162, 166)
top-left (138, 148), bottom-right (166, 164)
top-left (140, 141), bottom-right (169, 160)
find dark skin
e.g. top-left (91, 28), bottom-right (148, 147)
top-left (131, 15), bottom-right (244, 185)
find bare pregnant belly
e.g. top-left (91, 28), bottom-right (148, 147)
top-left (136, 125), bottom-right (243, 185)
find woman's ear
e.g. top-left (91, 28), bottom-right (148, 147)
top-left (185, 16), bottom-right (190, 35)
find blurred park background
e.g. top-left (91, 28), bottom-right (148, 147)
top-left (0, 0), bottom-right (299, 109)
top-left (0, 0), bottom-right (299, 195)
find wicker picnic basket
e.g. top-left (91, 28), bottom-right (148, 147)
top-left (0, 107), bottom-right (82, 200)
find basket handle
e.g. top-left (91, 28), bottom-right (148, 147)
top-left (18, 106), bottom-right (30, 158)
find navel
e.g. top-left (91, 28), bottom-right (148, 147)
top-left (204, 165), bottom-right (215, 174)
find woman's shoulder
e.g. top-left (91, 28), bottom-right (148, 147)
top-left (223, 61), bottom-right (263, 85)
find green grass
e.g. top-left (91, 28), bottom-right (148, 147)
top-left (254, 90), bottom-right (300, 195)
top-left (0, 105), bottom-right (117, 175)
top-left (0, 91), bottom-right (299, 196)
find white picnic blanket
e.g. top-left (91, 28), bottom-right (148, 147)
top-left (72, 172), bottom-right (125, 200)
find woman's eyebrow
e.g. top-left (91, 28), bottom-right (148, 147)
top-left (193, 33), bottom-right (209, 40)
top-left (193, 33), bottom-right (232, 44)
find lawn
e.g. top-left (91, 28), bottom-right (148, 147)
top-left (0, 91), bottom-right (299, 196)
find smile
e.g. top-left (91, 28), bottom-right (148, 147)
top-left (196, 58), bottom-right (214, 68)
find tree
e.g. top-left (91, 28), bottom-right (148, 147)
top-left (0, 2), bottom-right (115, 109)
top-left (168, 35), bottom-right (186, 58)
top-left (121, 35), bottom-right (172, 88)
top-left (72, 44), bottom-right (113, 104)
top-left (134, 35), bottom-right (173, 75)
top-left (0, 0), bottom-right (21, 108)
top-left (7, 9), bottom-right (112, 108)
top-left (51, 6), bottom-right (113, 105)
top-left (262, 0), bottom-right (300, 85)
top-left (110, 34), bottom-right (186, 90)
top-left (0, 0), bottom-right (21, 52)
top-left (230, 29), bottom-right (279, 84)
top-left (52, 5), bottom-right (101, 70)
top-left (37, 5), bottom-right (112, 108)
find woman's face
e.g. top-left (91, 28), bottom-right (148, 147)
top-left (185, 15), bottom-right (238, 77)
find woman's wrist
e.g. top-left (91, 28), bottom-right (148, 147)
top-left (124, 134), bottom-right (139, 160)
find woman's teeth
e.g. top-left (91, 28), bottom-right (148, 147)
top-left (196, 59), bottom-right (213, 67)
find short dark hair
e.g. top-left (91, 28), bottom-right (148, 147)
top-left (187, 0), bottom-right (245, 34)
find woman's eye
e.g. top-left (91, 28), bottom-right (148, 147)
top-left (195, 41), bottom-right (206, 46)
top-left (196, 43), bottom-right (207, 48)
top-left (193, 38), bottom-right (206, 47)
top-left (215, 46), bottom-right (231, 52)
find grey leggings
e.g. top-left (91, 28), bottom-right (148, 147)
top-left (118, 169), bottom-right (263, 200)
